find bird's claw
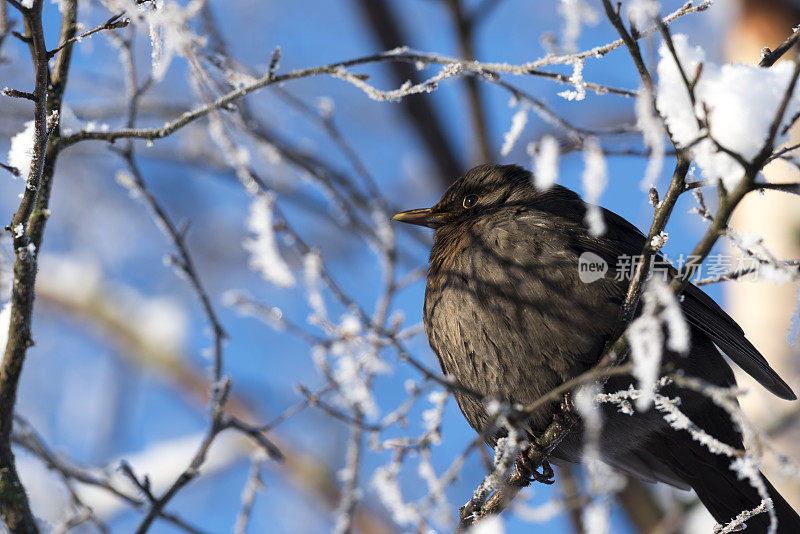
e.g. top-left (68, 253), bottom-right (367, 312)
top-left (530, 459), bottom-right (555, 484)
top-left (515, 447), bottom-right (555, 485)
top-left (511, 392), bottom-right (575, 486)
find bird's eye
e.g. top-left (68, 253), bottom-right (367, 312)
top-left (462, 194), bottom-right (478, 209)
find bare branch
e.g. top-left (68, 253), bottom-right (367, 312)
top-left (354, 0), bottom-right (464, 186)
top-left (444, 0), bottom-right (493, 163)
top-left (759, 25), bottom-right (800, 67)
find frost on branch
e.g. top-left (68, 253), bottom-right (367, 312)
top-left (372, 461), bottom-right (420, 525)
top-left (467, 514), bottom-right (505, 534)
top-left (598, 383), bottom-right (777, 531)
top-left (243, 194), bottom-right (295, 288)
top-left (60, 105), bottom-right (109, 136)
top-left (326, 339), bottom-right (384, 420)
top-left (635, 88), bottom-right (665, 189)
top-left (581, 137), bottom-right (607, 236)
top-left (333, 63), bottom-right (462, 103)
top-left (626, 277), bottom-right (689, 410)
top-left (513, 498), bottom-right (565, 523)
top-left (650, 231), bottom-right (669, 250)
top-left (575, 384), bottom-right (623, 534)
top-left (531, 135), bottom-right (560, 190)
top-left (598, 383), bottom-right (778, 531)
top-left (312, 312), bottom-right (390, 420)
top-left (370, 390), bottom-right (453, 529)
top-left (103, 0), bottom-right (206, 82)
top-left (7, 120), bottom-right (35, 179)
top-left (714, 499), bottom-right (772, 534)
top-left (500, 101), bottom-right (529, 157)
top-left (303, 250), bottom-right (326, 323)
top-left (477, 430), bottom-right (521, 498)
top-left (597, 384), bottom-right (741, 458)
top-left (421, 390), bottom-right (448, 445)
top-left (115, 170), bottom-right (141, 199)
top-left (627, 0), bottom-right (660, 29)
top-left (557, 59), bottom-right (587, 102)
top-left (656, 34), bottom-right (800, 190)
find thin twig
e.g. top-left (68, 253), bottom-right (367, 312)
top-left (47, 12), bottom-right (128, 58)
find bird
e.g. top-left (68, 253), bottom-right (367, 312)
top-left (392, 164), bottom-right (800, 531)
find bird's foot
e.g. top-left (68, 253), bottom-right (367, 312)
top-left (512, 392), bottom-right (576, 486)
top-left (515, 447), bottom-right (555, 485)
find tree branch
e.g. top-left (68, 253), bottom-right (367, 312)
top-left (46, 11), bottom-right (128, 58)
top-left (0, 0), bottom-right (57, 530)
top-left (354, 0), bottom-right (464, 187)
top-left (444, 0), bottom-right (493, 164)
top-left (759, 25), bottom-right (800, 67)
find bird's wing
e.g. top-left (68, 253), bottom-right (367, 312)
top-left (550, 451), bottom-right (691, 490)
top-left (570, 207), bottom-right (795, 400)
top-left (606, 451), bottom-right (692, 490)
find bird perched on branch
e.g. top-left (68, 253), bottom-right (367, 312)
top-left (392, 164), bottom-right (799, 531)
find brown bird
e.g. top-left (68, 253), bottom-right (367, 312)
top-left (392, 164), bottom-right (799, 531)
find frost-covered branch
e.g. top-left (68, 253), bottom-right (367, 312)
top-left (46, 11), bottom-right (129, 58)
top-left (714, 499), bottom-right (772, 534)
top-left (57, 1), bottom-right (711, 150)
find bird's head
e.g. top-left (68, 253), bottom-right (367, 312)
top-left (392, 164), bottom-right (565, 229)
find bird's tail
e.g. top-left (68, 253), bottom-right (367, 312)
top-left (667, 440), bottom-right (800, 532)
top-left (690, 466), bottom-right (798, 532)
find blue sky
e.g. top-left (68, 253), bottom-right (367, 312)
top-left (0, 1), bottom-right (744, 532)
